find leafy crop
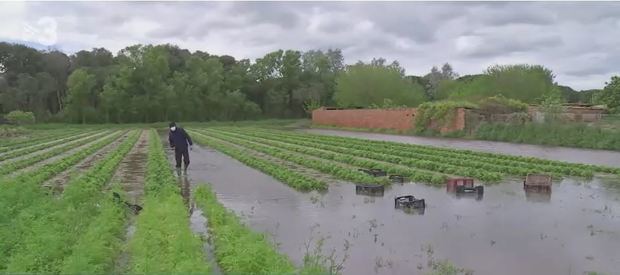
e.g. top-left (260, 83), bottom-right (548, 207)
top-left (190, 131), bottom-right (327, 191)
top-left (0, 131), bottom-right (125, 269)
top-left (3, 131), bottom-right (139, 273)
top-left (216, 128), bottom-right (503, 182)
top-left (194, 184), bottom-right (298, 274)
top-left (201, 129), bottom-right (445, 185)
top-left (0, 130), bottom-right (101, 161)
top-left (232, 127), bottom-right (610, 179)
top-left (193, 129), bottom-right (388, 185)
top-left (60, 197), bottom-right (126, 273)
top-left (127, 129), bottom-right (210, 273)
top-left (0, 129), bottom-right (85, 153)
top-left (0, 130), bottom-right (114, 176)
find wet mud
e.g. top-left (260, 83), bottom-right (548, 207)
top-left (189, 205), bottom-right (223, 275)
top-left (109, 130), bottom-right (148, 204)
top-left (303, 129), bottom-right (620, 168)
top-left (111, 130), bottom-right (149, 272)
top-left (184, 143), bottom-right (620, 275)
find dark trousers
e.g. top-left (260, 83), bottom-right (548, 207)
top-left (174, 148), bottom-right (190, 169)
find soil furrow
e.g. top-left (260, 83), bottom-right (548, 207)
top-left (111, 130), bottom-right (149, 273)
top-left (0, 130), bottom-right (105, 166)
top-left (0, 131), bottom-right (97, 162)
top-left (6, 131), bottom-right (119, 177)
top-left (42, 131), bottom-right (131, 194)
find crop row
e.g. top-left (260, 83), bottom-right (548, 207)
top-left (201, 129), bottom-right (446, 184)
top-left (127, 129), bottom-right (211, 273)
top-left (192, 130), bottom-right (386, 185)
top-left (225, 128), bottom-right (551, 177)
top-left (0, 129), bottom-right (126, 256)
top-left (214, 128), bottom-right (506, 182)
top-left (0, 130), bottom-right (102, 162)
top-left (1, 130), bottom-right (139, 272)
top-left (59, 133), bottom-right (146, 273)
top-left (194, 185), bottom-right (300, 274)
top-left (0, 129), bottom-right (85, 153)
top-left (235, 127), bottom-right (606, 177)
top-left (190, 131), bottom-right (327, 191)
top-left (198, 129), bottom-right (447, 185)
top-left (0, 131), bottom-right (115, 177)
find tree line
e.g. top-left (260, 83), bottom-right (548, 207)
top-left (1, 42), bottom-right (618, 123)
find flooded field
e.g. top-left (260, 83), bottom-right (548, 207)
top-left (182, 144), bottom-right (620, 275)
top-left (304, 129), bottom-right (620, 168)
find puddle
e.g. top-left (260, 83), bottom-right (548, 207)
top-left (303, 129), bottom-right (620, 168)
top-left (182, 144), bottom-right (620, 275)
top-left (110, 130), bottom-right (149, 204)
top-left (189, 206), bottom-right (223, 275)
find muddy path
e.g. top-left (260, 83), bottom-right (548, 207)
top-left (42, 131), bottom-right (131, 194)
top-left (302, 129), bottom-right (620, 168)
top-left (111, 130), bottom-right (149, 272)
top-left (182, 142), bottom-right (620, 275)
top-left (109, 130), bottom-right (148, 203)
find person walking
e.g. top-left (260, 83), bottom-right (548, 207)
top-left (168, 122), bottom-right (193, 173)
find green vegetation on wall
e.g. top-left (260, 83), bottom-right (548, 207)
top-left (414, 101), bottom-right (477, 133)
top-left (478, 95), bottom-right (528, 114)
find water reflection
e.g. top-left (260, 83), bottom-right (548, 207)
top-left (178, 142), bottom-right (620, 275)
top-left (177, 172), bottom-right (191, 207)
top-left (446, 178), bottom-right (484, 201)
top-left (524, 186), bottom-right (552, 203)
top-left (355, 184), bottom-right (385, 197)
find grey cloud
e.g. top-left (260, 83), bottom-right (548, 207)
top-left (563, 53), bottom-right (620, 77)
top-left (6, 1), bottom-right (620, 89)
top-left (232, 2), bottom-right (301, 29)
top-left (458, 34), bottom-right (563, 58)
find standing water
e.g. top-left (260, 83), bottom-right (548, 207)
top-left (177, 143), bottom-right (620, 275)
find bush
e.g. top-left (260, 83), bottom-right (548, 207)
top-left (414, 101), bottom-right (477, 133)
top-left (478, 95), bottom-right (528, 114)
top-left (474, 122), bottom-right (620, 150)
top-left (5, 111), bottom-right (35, 125)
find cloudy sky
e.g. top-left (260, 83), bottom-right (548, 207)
top-left (1, 1), bottom-right (620, 90)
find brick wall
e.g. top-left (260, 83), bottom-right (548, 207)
top-left (312, 108), bottom-right (416, 131)
top-left (312, 107), bottom-right (467, 133)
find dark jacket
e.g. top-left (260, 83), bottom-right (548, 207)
top-left (169, 127), bottom-right (193, 150)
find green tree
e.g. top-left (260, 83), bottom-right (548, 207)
top-left (447, 65), bottom-right (555, 104)
top-left (334, 61), bottom-right (426, 108)
top-left (66, 69), bottom-right (97, 123)
top-left (540, 87), bottom-right (565, 122)
top-left (423, 63), bottom-right (458, 100)
top-left (596, 76), bottom-right (620, 113)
